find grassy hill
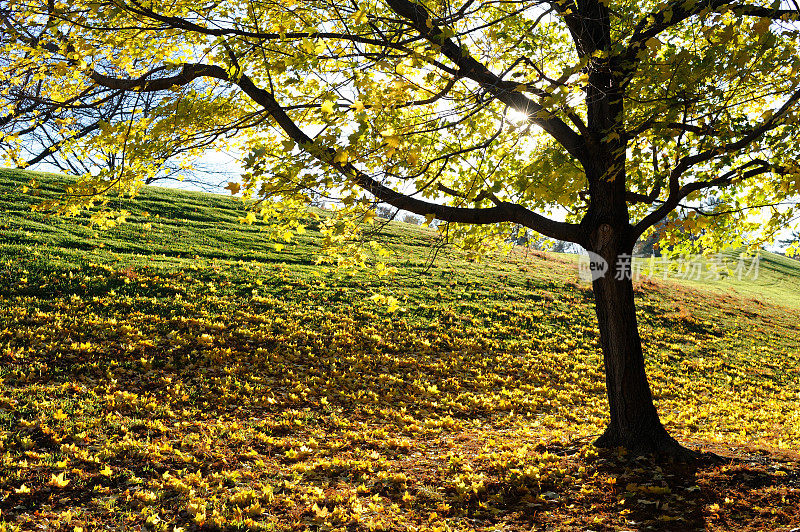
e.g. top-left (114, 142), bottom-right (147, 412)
top-left (1, 167), bottom-right (799, 531)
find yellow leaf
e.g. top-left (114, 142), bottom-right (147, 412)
top-left (424, 213), bottom-right (435, 225)
top-left (225, 181), bottom-right (241, 195)
top-left (645, 37), bottom-right (662, 51)
top-left (351, 9), bottom-right (367, 24)
top-left (333, 149), bottom-right (349, 164)
top-left (49, 472), bottom-right (70, 488)
top-left (99, 465), bottom-right (113, 477)
top-left (320, 100), bottom-right (335, 114)
top-left (754, 17), bottom-right (771, 34)
top-left (313, 502), bottom-right (329, 518)
top-left (349, 100), bottom-right (366, 112)
top-left (301, 38), bottom-right (317, 54)
top-left (14, 484), bottom-right (31, 494)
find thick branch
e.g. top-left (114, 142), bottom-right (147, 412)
top-left (89, 63), bottom-right (582, 242)
top-left (626, 181), bottom-right (662, 204)
top-left (89, 64), bottom-right (223, 92)
top-left (384, 0), bottom-right (588, 166)
top-left (717, 3), bottom-right (797, 17)
top-left (625, 121), bottom-right (723, 140)
top-left (235, 74), bottom-right (581, 241)
top-left (621, 0), bottom-right (798, 80)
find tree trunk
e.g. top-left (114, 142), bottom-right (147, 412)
top-left (578, 43), bottom-right (688, 453)
top-left (588, 228), bottom-right (686, 454)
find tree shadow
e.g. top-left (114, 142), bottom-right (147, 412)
top-left (441, 438), bottom-right (800, 531)
top-left (589, 445), bottom-right (800, 531)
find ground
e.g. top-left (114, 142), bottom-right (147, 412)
top-left (1, 168), bottom-right (799, 531)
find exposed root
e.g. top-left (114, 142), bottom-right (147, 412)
top-left (594, 425), bottom-right (710, 462)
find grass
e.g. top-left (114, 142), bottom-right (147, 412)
top-left (1, 167), bottom-right (799, 531)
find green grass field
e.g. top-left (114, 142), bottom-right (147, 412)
top-left (1, 167), bottom-right (799, 531)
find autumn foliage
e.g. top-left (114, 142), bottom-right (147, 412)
top-left (1, 169), bottom-right (799, 530)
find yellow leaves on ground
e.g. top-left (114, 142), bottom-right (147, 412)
top-left (2, 187), bottom-right (799, 531)
top-left (89, 209), bottom-right (130, 229)
top-left (48, 472), bottom-right (70, 488)
top-left (369, 293), bottom-right (402, 312)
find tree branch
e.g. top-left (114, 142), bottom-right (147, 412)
top-left (621, 0), bottom-right (798, 81)
top-left (88, 63), bottom-right (582, 242)
top-left (89, 64), bottom-right (224, 92)
top-left (384, 0), bottom-right (588, 166)
top-left (632, 159), bottom-right (787, 239)
top-left (719, 4), bottom-right (798, 17)
top-left (625, 121), bottom-right (723, 140)
top-left (626, 181), bottom-right (663, 204)
top-left (122, 0), bottom-right (424, 49)
top-left (631, 85), bottom-right (800, 236)
top-left (22, 121), bottom-right (100, 168)
top-left (234, 73), bottom-right (582, 241)
top-left (670, 87), bottom-right (800, 181)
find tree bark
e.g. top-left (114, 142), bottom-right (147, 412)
top-left (589, 231), bottom-right (685, 454)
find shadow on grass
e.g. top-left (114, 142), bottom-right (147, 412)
top-left (584, 444), bottom-right (800, 531)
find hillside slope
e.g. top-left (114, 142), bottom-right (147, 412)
top-left (2, 168), bottom-right (799, 531)
top-left (3, 168), bottom-right (798, 309)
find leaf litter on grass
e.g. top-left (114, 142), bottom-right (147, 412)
top-left (1, 168), bottom-right (800, 530)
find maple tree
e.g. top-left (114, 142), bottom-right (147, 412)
top-left (2, 0), bottom-right (799, 453)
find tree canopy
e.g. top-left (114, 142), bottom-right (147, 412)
top-left (2, 0), bottom-right (799, 452)
top-left (1, 0), bottom-right (798, 247)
